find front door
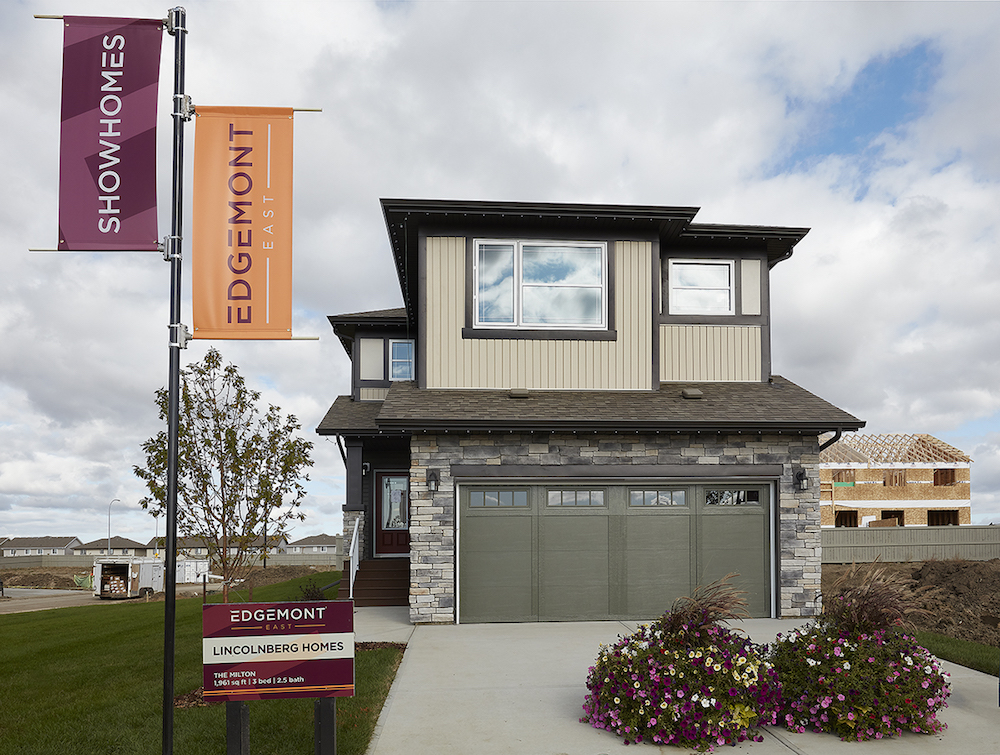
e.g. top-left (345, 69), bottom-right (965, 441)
top-left (375, 472), bottom-right (410, 556)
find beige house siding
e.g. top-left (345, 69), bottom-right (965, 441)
top-left (424, 237), bottom-right (654, 390)
top-left (659, 324), bottom-right (762, 382)
top-left (359, 387), bottom-right (390, 401)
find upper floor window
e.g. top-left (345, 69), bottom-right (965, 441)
top-left (360, 337), bottom-right (414, 382)
top-left (667, 260), bottom-right (734, 315)
top-left (390, 340), bottom-right (414, 380)
top-left (474, 239), bottom-right (607, 329)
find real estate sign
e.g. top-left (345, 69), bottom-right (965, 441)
top-left (202, 600), bottom-right (354, 701)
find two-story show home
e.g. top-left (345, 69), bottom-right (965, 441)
top-left (317, 199), bottom-right (864, 624)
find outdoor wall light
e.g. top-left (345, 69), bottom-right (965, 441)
top-left (362, 462), bottom-right (371, 476)
top-left (795, 469), bottom-right (809, 491)
top-left (427, 469), bottom-right (440, 493)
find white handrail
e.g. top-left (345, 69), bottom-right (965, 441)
top-left (348, 516), bottom-right (361, 600)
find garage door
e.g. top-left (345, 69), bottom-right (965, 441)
top-left (458, 483), bottom-right (771, 622)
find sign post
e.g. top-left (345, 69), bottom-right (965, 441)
top-left (163, 9), bottom-right (190, 755)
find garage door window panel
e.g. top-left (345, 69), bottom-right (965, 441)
top-left (547, 489), bottom-right (605, 507)
top-left (705, 489), bottom-right (761, 507)
top-left (470, 490), bottom-right (529, 508)
top-left (630, 489), bottom-right (687, 507)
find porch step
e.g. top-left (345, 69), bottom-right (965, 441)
top-left (351, 558), bottom-right (409, 607)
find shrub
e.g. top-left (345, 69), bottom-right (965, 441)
top-left (297, 579), bottom-right (328, 601)
top-left (581, 576), bottom-right (781, 751)
top-left (822, 560), bottom-right (928, 635)
top-left (771, 623), bottom-right (949, 741)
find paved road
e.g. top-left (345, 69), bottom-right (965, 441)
top-left (0, 587), bottom-right (102, 615)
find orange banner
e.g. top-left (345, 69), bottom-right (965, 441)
top-left (192, 107), bottom-right (294, 339)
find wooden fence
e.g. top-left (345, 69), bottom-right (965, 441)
top-left (822, 525), bottom-right (1000, 563)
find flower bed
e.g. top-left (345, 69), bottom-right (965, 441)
top-left (581, 619), bottom-right (781, 750)
top-left (770, 622), bottom-right (950, 741)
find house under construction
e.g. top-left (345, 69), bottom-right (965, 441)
top-left (819, 433), bottom-right (972, 527)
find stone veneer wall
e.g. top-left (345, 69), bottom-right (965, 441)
top-left (342, 510), bottom-right (366, 565)
top-left (408, 432), bottom-right (821, 624)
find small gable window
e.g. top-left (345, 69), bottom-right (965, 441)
top-left (474, 239), bottom-right (607, 330)
top-left (667, 260), bottom-right (734, 315)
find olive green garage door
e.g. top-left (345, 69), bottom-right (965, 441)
top-left (458, 483), bottom-right (771, 622)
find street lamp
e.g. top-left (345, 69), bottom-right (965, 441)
top-left (108, 498), bottom-right (120, 556)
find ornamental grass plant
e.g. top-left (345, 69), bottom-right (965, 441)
top-left (581, 576), bottom-right (781, 751)
top-left (770, 561), bottom-right (950, 741)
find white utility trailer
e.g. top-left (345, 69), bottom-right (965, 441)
top-left (93, 558), bottom-right (211, 599)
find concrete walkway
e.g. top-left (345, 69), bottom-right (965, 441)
top-left (355, 606), bottom-right (1000, 755)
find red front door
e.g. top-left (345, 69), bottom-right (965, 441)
top-left (375, 472), bottom-right (410, 555)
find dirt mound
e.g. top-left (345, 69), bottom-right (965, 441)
top-left (823, 559), bottom-right (1000, 647)
top-left (0, 567), bottom-right (83, 590)
top-left (242, 564), bottom-right (325, 588)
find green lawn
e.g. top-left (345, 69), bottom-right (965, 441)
top-left (0, 572), bottom-right (404, 755)
top-left (917, 630), bottom-right (1000, 677)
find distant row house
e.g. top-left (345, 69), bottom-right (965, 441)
top-left (74, 537), bottom-right (150, 556)
top-left (819, 433), bottom-right (972, 527)
top-left (1, 536), bottom-right (82, 557)
top-left (1, 533), bottom-right (341, 561)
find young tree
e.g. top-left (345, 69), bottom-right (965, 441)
top-left (134, 348), bottom-right (313, 601)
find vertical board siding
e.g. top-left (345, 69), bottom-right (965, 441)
top-left (822, 526), bottom-right (1000, 563)
top-left (425, 238), bottom-right (653, 389)
top-left (659, 324), bottom-right (762, 382)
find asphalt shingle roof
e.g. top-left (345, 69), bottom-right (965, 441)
top-left (317, 376), bottom-right (863, 435)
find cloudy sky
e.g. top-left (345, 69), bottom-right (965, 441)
top-left (3, 0), bottom-right (999, 545)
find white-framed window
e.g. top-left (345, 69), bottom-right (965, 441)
top-left (389, 339), bottom-right (414, 380)
top-left (474, 239), bottom-right (607, 329)
top-left (667, 259), bottom-right (735, 315)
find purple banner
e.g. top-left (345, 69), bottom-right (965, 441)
top-left (58, 16), bottom-right (163, 251)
